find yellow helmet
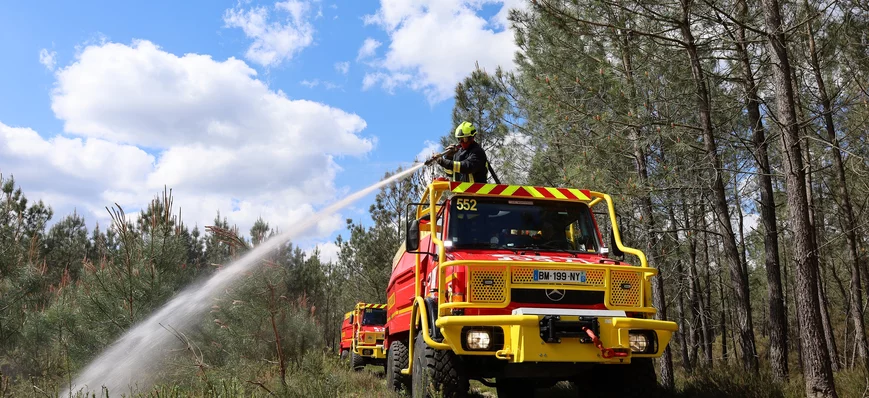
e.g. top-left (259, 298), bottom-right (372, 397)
top-left (454, 121), bottom-right (477, 139)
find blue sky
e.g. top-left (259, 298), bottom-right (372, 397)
top-left (0, 0), bottom-right (524, 261)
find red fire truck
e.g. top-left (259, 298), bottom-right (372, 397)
top-left (383, 178), bottom-right (678, 397)
top-left (339, 302), bottom-right (387, 371)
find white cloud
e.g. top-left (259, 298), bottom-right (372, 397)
top-left (361, 72), bottom-right (412, 93)
top-left (415, 140), bottom-right (442, 163)
top-left (743, 213), bottom-right (760, 234)
top-left (39, 48), bottom-right (57, 71)
top-left (306, 241), bottom-right (340, 264)
top-left (356, 38), bottom-right (381, 61)
top-left (0, 123), bottom-right (154, 195)
top-left (361, 0), bottom-right (526, 103)
top-left (300, 79), bottom-right (341, 90)
top-left (335, 61), bottom-right (350, 75)
top-left (3, 39), bottom-right (374, 243)
top-left (223, 0), bottom-right (316, 68)
top-left (51, 40), bottom-right (369, 153)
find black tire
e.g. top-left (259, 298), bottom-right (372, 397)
top-left (496, 378), bottom-right (536, 398)
top-left (387, 339), bottom-right (411, 394)
top-left (351, 349), bottom-right (365, 371)
top-left (411, 331), bottom-right (469, 398)
top-left (340, 349), bottom-right (349, 362)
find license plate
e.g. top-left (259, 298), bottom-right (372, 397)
top-left (533, 269), bottom-right (587, 283)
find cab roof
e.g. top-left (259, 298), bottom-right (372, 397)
top-left (355, 303), bottom-right (387, 310)
top-left (448, 182), bottom-right (592, 202)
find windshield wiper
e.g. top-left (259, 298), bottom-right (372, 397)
top-left (507, 244), bottom-right (585, 257)
top-left (453, 242), bottom-right (499, 249)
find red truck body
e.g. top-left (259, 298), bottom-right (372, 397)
top-left (338, 303), bottom-right (387, 371)
top-left (382, 179), bottom-right (678, 397)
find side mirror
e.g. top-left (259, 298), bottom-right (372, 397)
top-left (349, 315), bottom-right (354, 324)
top-left (609, 230), bottom-right (624, 258)
top-left (406, 219), bottom-right (420, 252)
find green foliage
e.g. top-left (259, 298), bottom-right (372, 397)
top-left (448, 66), bottom-right (513, 152)
top-left (3, 0), bottom-right (869, 393)
top-left (43, 211), bottom-right (90, 282)
top-left (673, 365), bottom-right (786, 398)
top-left (0, 176), bottom-right (351, 393)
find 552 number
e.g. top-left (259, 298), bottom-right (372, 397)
top-left (456, 198), bottom-right (477, 211)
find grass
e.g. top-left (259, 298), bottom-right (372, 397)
top-left (6, 354), bottom-right (869, 398)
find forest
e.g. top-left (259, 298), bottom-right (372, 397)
top-left (2, 0), bottom-right (869, 397)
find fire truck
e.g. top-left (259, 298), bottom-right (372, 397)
top-left (339, 302), bottom-right (388, 371)
top-left (383, 178), bottom-right (678, 397)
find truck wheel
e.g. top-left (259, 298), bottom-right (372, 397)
top-left (340, 349), bottom-right (348, 362)
top-left (387, 340), bottom-right (411, 394)
top-left (411, 332), bottom-right (469, 398)
top-left (351, 350), bottom-right (365, 371)
top-left (496, 378), bottom-right (536, 398)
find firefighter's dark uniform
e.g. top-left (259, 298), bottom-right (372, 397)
top-left (437, 141), bottom-right (488, 183)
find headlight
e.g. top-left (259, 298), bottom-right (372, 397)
top-left (629, 331), bottom-right (656, 353)
top-left (466, 330), bottom-right (492, 350)
top-left (629, 333), bottom-right (648, 352)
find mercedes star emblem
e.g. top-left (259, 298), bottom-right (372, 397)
top-left (545, 289), bottom-right (565, 302)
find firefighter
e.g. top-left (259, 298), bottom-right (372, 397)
top-left (430, 121), bottom-right (489, 183)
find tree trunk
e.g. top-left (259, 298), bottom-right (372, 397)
top-left (804, 139), bottom-right (842, 372)
top-left (814, 170), bottom-right (842, 371)
top-left (671, 206), bottom-right (692, 373)
top-left (720, 270), bottom-right (729, 363)
top-left (678, 0), bottom-right (757, 370)
top-left (805, 5), bottom-right (869, 371)
top-left (699, 203), bottom-right (714, 365)
top-left (733, 0), bottom-right (788, 380)
top-left (619, 24), bottom-right (675, 388)
top-left (818, 264), bottom-right (841, 372)
top-left (685, 203), bottom-right (701, 369)
top-left (759, 0), bottom-right (838, 394)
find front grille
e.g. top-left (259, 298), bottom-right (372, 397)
top-left (511, 288), bottom-right (604, 305)
top-left (469, 267), bottom-right (507, 303)
top-left (610, 270), bottom-right (641, 306)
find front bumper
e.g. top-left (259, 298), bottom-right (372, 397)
top-left (434, 308), bottom-right (677, 364)
top-left (354, 344), bottom-right (386, 359)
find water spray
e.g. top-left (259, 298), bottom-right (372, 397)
top-left (62, 162), bottom-right (426, 397)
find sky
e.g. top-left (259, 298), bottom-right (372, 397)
top-left (0, 0), bottom-right (527, 263)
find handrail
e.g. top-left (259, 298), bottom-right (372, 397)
top-left (402, 296), bottom-right (450, 375)
top-left (590, 191), bottom-right (648, 268)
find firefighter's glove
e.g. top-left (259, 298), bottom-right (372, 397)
top-left (444, 144), bottom-right (459, 157)
top-left (436, 157), bottom-right (451, 169)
